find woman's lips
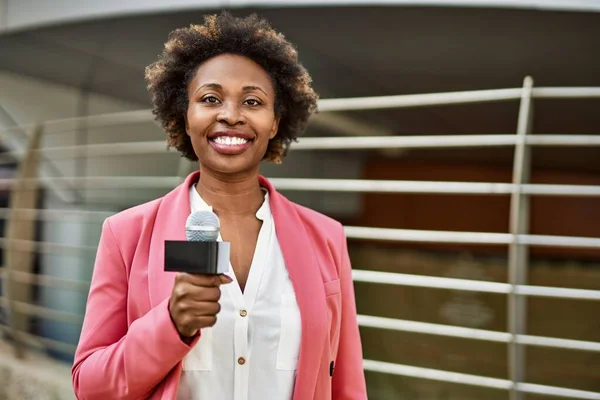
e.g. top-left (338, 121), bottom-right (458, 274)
top-left (208, 136), bottom-right (252, 155)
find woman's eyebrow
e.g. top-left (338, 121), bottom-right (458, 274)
top-left (193, 83), bottom-right (268, 97)
top-left (243, 85), bottom-right (268, 96)
top-left (194, 82), bottom-right (222, 95)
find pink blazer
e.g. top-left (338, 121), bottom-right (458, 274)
top-left (72, 171), bottom-right (367, 400)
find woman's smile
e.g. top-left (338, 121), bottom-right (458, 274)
top-left (208, 130), bottom-right (254, 155)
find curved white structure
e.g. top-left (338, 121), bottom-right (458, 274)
top-left (2, 0), bottom-right (600, 33)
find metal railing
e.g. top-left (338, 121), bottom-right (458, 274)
top-left (0, 77), bottom-right (599, 399)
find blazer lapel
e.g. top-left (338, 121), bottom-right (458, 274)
top-left (148, 172), bottom-right (199, 307)
top-left (261, 176), bottom-right (328, 400)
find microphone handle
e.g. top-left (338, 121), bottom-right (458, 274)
top-left (164, 241), bottom-right (230, 274)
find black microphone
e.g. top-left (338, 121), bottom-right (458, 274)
top-left (164, 210), bottom-right (230, 274)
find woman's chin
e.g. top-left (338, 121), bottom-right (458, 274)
top-left (200, 157), bottom-right (259, 176)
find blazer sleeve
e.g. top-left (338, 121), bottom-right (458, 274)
top-left (332, 227), bottom-right (368, 399)
top-left (72, 218), bottom-right (198, 400)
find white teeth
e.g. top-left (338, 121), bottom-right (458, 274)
top-left (213, 136), bottom-right (249, 146)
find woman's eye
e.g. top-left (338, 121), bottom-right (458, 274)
top-left (244, 99), bottom-right (261, 106)
top-left (202, 96), bottom-right (219, 103)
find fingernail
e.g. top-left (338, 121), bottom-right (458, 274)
top-left (222, 273), bottom-right (233, 282)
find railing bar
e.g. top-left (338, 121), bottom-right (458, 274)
top-left (353, 270), bottom-right (510, 293)
top-left (352, 270), bottom-right (600, 300)
top-left (0, 297), bottom-right (83, 325)
top-left (295, 134), bottom-right (600, 150)
top-left (0, 324), bottom-right (76, 354)
top-left (358, 315), bottom-right (510, 341)
top-left (363, 359), bottom-right (512, 389)
top-left (345, 226), bottom-right (600, 249)
top-left (363, 360), bottom-right (600, 399)
top-left (271, 178), bottom-right (515, 194)
top-left (522, 184), bottom-right (600, 196)
top-left (0, 237), bottom-right (97, 255)
top-left (271, 178), bottom-right (600, 197)
top-left (532, 87), bottom-right (600, 99)
top-left (513, 285), bottom-right (600, 300)
top-left (0, 110), bottom-right (156, 137)
top-left (0, 207), bottom-right (114, 222)
top-left (1, 177), bottom-right (599, 198)
top-left (528, 135), bottom-right (600, 146)
top-left (358, 315), bottom-right (600, 352)
top-left (345, 226), bottom-right (513, 244)
top-left (6, 135), bottom-right (598, 158)
top-left (516, 335), bottom-right (600, 352)
top-left (0, 226), bottom-right (596, 253)
top-left (16, 134), bottom-right (600, 157)
top-left (35, 141), bottom-right (168, 158)
top-left (0, 176), bottom-right (180, 190)
top-left (519, 234), bottom-right (600, 249)
top-left (296, 135), bottom-right (518, 149)
top-left (23, 332), bottom-right (77, 355)
top-left (318, 88), bottom-right (523, 112)
top-left (517, 383), bottom-right (600, 399)
top-left (1, 269), bottom-right (89, 292)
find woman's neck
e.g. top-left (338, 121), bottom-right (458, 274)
top-left (196, 167), bottom-right (265, 215)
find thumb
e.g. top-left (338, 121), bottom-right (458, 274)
top-left (219, 273), bottom-right (234, 284)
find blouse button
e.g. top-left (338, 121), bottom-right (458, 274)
top-left (240, 309), bottom-right (248, 317)
top-left (238, 357), bottom-right (246, 365)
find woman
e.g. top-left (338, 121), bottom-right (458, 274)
top-left (72, 12), bottom-right (367, 400)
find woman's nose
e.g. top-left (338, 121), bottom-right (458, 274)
top-left (217, 102), bottom-right (245, 126)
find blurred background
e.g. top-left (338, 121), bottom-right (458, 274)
top-left (0, 1), bottom-right (599, 399)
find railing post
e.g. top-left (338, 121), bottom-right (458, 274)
top-left (5, 124), bottom-right (44, 358)
top-left (508, 76), bottom-right (534, 400)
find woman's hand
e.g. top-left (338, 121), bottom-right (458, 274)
top-left (168, 273), bottom-right (233, 338)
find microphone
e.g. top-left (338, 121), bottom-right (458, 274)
top-left (164, 211), bottom-right (230, 274)
top-left (185, 211), bottom-right (220, 242)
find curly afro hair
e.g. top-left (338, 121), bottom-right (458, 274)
top-left (145, 12), bottom-right (319, 163)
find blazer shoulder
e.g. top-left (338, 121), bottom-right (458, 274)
top-left (294, 201), bottom-right (342, 228)
top-left (289, 201), bottom-right (345, 244)
top-left (106, 198), bottom-right (162, 230)
top-left (102, 197), bottom-right (164, 253)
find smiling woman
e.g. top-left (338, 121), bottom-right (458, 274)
top-left (71, 11), bottom-right (367, 400)
top-left (145, 12), bottom-right (318, 165)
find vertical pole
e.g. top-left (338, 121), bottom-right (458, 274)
top-left (508, 76), bottom-right (534, 400)
top-left (5, 124), bottom-right (43, 358)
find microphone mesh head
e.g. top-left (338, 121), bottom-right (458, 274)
top-left (186, 211), bottom-right (220, 242)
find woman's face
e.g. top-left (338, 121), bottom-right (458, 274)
top-left (186, 54), bottom-right (279, 177)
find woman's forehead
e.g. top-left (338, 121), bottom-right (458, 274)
top-left (190, 54), bottom-right (275, 96)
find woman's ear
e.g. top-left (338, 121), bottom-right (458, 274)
top-left (269, 117), bottom-right (280, 139)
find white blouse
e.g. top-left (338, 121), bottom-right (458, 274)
top-left (177, 185), bottom-right (302, 400)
